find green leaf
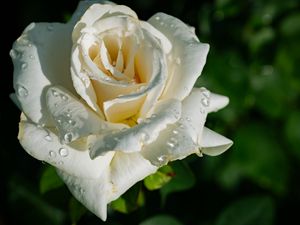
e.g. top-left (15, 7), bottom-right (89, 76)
top-left (215, 196), bottom-right (275, 225)
top-left (39, 166), bottom-right (64, 194)
top-left (160, 161), bottom-right (195, 203)
top-left (110, 183), bottom-right (144, 214)
top-left (144, 165), bottom-right (174, 191)
top-left (140, 214), bottom-right (183, 225)
top-left (219, 123), bottom-right (289, 194)
top-left (280, 13), bottom-right (300, 36)
top-left (285, 112), bottom-right (300, 160)
top-left (69, 197), bottom-right (87, 225)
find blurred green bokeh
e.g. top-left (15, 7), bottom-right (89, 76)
top-left (1, 0), bottom-right (300, 224)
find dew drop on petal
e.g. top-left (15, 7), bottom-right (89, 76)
top-left (64, 133), bottom-right (73, 143)
top-left (49, 151), bottom-right (56, 158)
top-left (201, 97), bottom-right (209, 107)
top-left (58, 161), bottom-right (63, 165)
top-left (52, 89), bottom-right (59, 97)
top-left (44, 134), bottom-right (52, 142)
top-left (21, 63), bottom-right (28, 70)
top-left (61, 95), bottom-right (68, 101)
top-left (172, 129), bottom-right (179, 135)
top-left (29, 55), bottom-right (35, 59)
top-left (59, 148), bottom-right (68, 157)
top-left (16, 85), bottom-right (28, 97)
top-left (155, 16), bottom-right (160, 20)
top-left (68, 119), bottom-right (76, 126)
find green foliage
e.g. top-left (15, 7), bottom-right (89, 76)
top-left (39, 166), bottom-right (64, 194)
top-left (215, 196), bottom-right (275, 225)
top-left (140, 214), bottom-right (183, 225)
top-left (160, 161), bottom-right (196, 203)
top-left (110, 183), bottom-right (144, 214)
top-left (69, 197), bottom-right (87, 225)
top-left (144, 165), bottom-right (173, 190)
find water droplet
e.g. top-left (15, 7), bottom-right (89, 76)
top-left (47, 24), bottom-right (54, 31)
top-left (59, 147), bottom-right (68, 157)
top-left (167, 141), bottom-right (175, 148)
top-left (27, 43), bottom-right (32, 48)
top-left (29, 55), bottom-right (34, 59)
top-left (16, 85), bottom-right (28, 97)
top-left (65, 112), bottom-right (71, 118)
top-left (160, 22), bottom-right (164, 26)
top-left (179, 124), bottom-right (185, 129)
top-left (44, 134), bottom-right (52, 142)
top-left (79, 188), bottom-right (85, 194)
top-left (113, 137), bottom-right (120, 143)
top-left (49, 151), bottom-right (56, 158)
top-left (10, 49), bottom-right (19, 59)
top-left (175, 57), bottom-right (181, 64)
top-left (57, 119), bottom-right (62, 124)
top-left (184, 86), bottom-right (188, 91)
top-left (173, 129), bottom-right (179, 135)
top-left (201, 97), bottom-right (209, 107)
top-left (186, 117), bottom-right (191, 122)
top-left (155, 16), bottom-right (160, 20)
top-left (52, 89), bottom-right (59, 97)
top-left (21, 63), bottom-right (28, 70)
top-left (64, 133), bottom-right (73, 143)
top-left (152, 155), bottom-right (168, 166)
top-left (61, 95), bottom-right (68, 101)
top-left (58, 161), bottom-right (63, 165)
top-left (141, 132), bottom-right (150, 143)
top-left (68, 119), bottom-right (76, 126)
top-left (201, 88), bottom-right (210, 98)
top-left (170, 24), bottom-right (175, 28)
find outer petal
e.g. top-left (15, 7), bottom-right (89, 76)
top-left (109, 152), bottom-right (157, 200)
top-left (148, 13), bottom-right (209, 100)
top-left (57, 152), bottom-right (157, 221)
top-left (57, 169), bottom-right (110, 221)
top-left (140, 88), bottom-right (210, 166)
top-left (89, 99), bottom-right (181, 158)
top-left (11, 22), bottom-right (75, 124)
top-left (72, 3), bottom-right (138, 42)
top-left (45, 86), bottom-right (128, 144)
top-left (18, 117), bottom-right (114, 179)
top-left (199, 127), bottom-right (233, 156)
top-left (207, 93), bottom-right (229, 113)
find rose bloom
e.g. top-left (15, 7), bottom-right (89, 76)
top-left (10, 0), bottom-right (232, 220)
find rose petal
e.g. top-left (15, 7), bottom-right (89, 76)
top-left (45, 86), bottom-right (128, 144)
top-left (18, 116), bottom-right (114, 178)
top-left (199, 127), bottom-right (233, 156)
top-left (148, 13), bottom-right (209, 101)
top-left (89, 98), bottom-right (181, 158)
top-left (56, 151), bottom-right (157, 221)
top-left (140, 88), bottom-right (211, 166)
top-left (103, 47), bottom-right (167, 122)
top-left (72, 3), bottom-right (138, 42)
top-left (109, 152), bottom-right (157, 200)
top-left (11, 22), bottom-right (74, 124)
top-left (57, 169), bottom-right (110, 221)
top-left (207, 92), bottom-right (229, 113)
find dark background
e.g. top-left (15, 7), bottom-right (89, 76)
top-left (1, 0), bottom-right (300, 224)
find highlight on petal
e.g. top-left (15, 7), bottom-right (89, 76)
top-left (148, 13), bottom-right (209, 101)
top-left (11, 22), bottom-right (74, 124)
top-left (18, 116), bottom-right (114, 179)
top-left (89, 99), bottom-right (181, 158)
top-left (45, 86), bottom-right (128, 144)
top-left (199, 127), bottom-right (233, 156)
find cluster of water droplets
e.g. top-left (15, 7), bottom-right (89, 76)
top-left (50, 89), bottom-right (78, 144)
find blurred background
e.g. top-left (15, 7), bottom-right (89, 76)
top-left (1, 0), bottom-right (300, 224)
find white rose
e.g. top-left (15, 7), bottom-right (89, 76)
top-left (10, 0), bottom-right (232, 221)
